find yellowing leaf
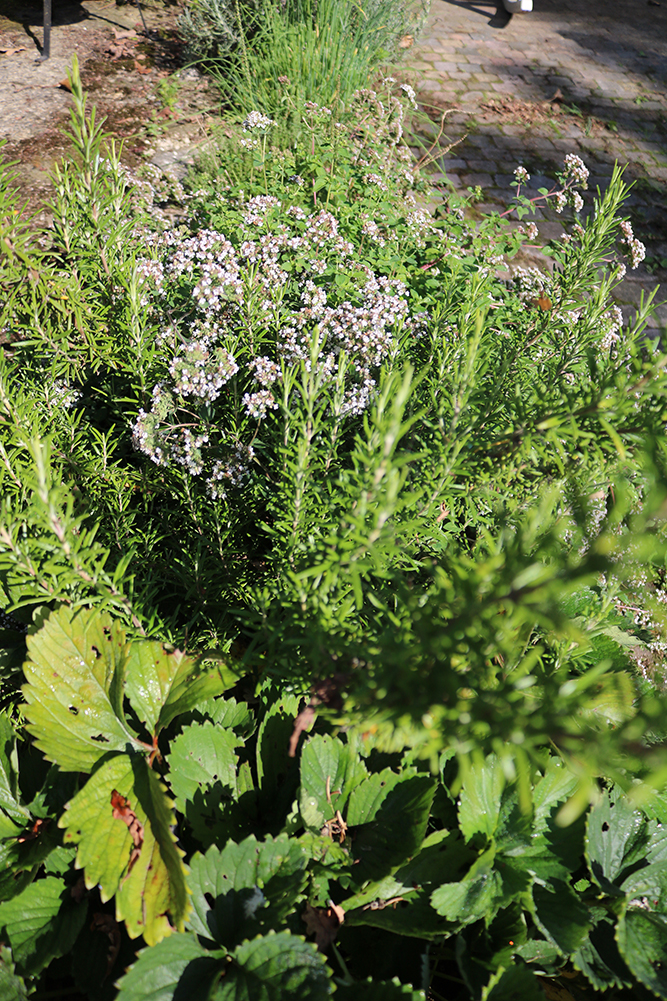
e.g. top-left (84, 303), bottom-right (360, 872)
top-left (59, 754), bottom-right (137, 902)
top-left (59, 753), bottom-right (190, 945)
top-left (125, 642), bottom-right (239, 739)
top-left (22, 608), bottom-right (144, 772)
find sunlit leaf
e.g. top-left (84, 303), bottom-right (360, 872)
top-left (125, 642), bottom-right (238, 739)
top-left (59, 752), bottom-right (189, 945)
top-left (187, 835), bottom-right (308, 947)
top-left (21, 607), bottom-right (143, 772)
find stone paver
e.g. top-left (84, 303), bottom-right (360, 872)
top-left (406, 0), bottom-right (667, 331)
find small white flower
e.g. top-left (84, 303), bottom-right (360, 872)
top-left (514, 165), bottom-right (530, 184)
top-left (242, 110), bottom-right (275, 132)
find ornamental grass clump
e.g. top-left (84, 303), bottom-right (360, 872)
top-left (186, 0), bottom-right (429, 121)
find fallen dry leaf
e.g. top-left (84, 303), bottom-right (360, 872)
top-left (110, 789), bottom-right (144, 872)
top-left (302, 901), bottom-right (345, 951)
top-left (538, 982), bottom-right (575, 1001)
top-left (289, 674), bottom-right (346, 756)
top-left (134, 60), bottom-right (151, 75)
top-left (0, 46), bottom-right (27, 56)
top-left (90, 912), bottom-right (121, 976)
top-left (288, 705), bottom-right (316, 757)
top-left (321, 808), bottom-right (348, 844)
top-left (17, 817), bottom-right (49, 843)
top-left (70, 875), bottom-right (87, 904)
top-left (58, 78), bottom-right (72, 92)
top-left (398, 34), bottom-right (414, 48)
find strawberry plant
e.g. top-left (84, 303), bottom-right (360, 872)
top-left (0, 607), bottom-right (667, 998)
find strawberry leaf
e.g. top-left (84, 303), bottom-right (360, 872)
top-left (125, 642), bottom-right (238, 739)
top-left (59, 752), bottom-right (189, 945)
top-left (21, 607), bottom-right (143, 772)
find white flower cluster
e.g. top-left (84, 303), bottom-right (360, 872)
top-left (361, 216), bottom-right (386, 246)
top-left (243, 195), bottom-right (282, 227)
top-left (132, 197), bottom-right (426, 489)
top-left (208, 444), bottom-right (256, 499)
top-left (400, 83), bottom-right (418, 109)
top-left (599, 305), bottom-right (623, 351)
top-left (512, 265), bottom-right (552, 304)
top-left (514, 165), bottom-right (530, 185)
top-left (304, 101), bottom-right (332, 116)
top-left (364, 173), bottom-right (388, 192)
top-left (242, 110), bottom-right (275, 132)
top-left (517, 221), bottom-right (539, 241)
top-left (563, 153), bottom-right (589, 189)
top-left (242, 389), bottom-right (278, 418)
top-left (620, 220), bottom-right (646, 269)
top-left (169, 338), bottom-right (239, 402)
top-left (49, 380), bottom-right (83, 410)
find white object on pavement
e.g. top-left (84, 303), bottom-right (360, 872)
top-left (502, 0), bottom-right (533, 11)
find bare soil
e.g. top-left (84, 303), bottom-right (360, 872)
top-left (0, 0), bottom-right (220, 221)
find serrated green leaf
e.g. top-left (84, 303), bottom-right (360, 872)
top-left (344, 829), bottom-right (473, 912)
top-left (21, 607), bottom-right (143, 772)
top-left (59, 753), bottom-right (189, 945)
top-left (0, 946), bottom-right (27, 1001)
top-left (579, 671), bottom-right (636, 726)
top-left (530, 881), bottom-right (591, 955)
top-left (0, 713), bottom-right (28, 829)
top-left (344, 893), bottom-right (453, 940)
top-left (515, 939), bottom-right (562, 973)
top-left (573, 910), bottom-right (633, 992)
top-left (216, 931), bottom-right (332, 1000)
top-left (349, 774), bottom-right (436, 882)
top-left (187, 835), bottom-right (309, 947)
top-left (532, 759), bottom-right (578, 834)
top-left (255, 694), bottom-right (302, 823)
top-left (256, 694), bottom-right (301, 792)
top-left (125, 642), bottom-right (237, 739)
top-left (196, 697), bottom-right (255, 736)
top-left (116, 933), bottom-right (218, 1001)
top-left (59, 753), bottom-right (139, 901)
top-left (334, 979), bottom-right (424, 999)
top-left (300, 734), bottom-right (365, 830)
top-left (621, 860), bottom-right (667, 911)
top-left (115, 762), bottom-right (189, 945)
top-left (458, 755), bottom-right (504, 842)
top-left (346, 769), bottom-right (402, 826)
top-left (431, 848), bottom-right (530, 928)
top-left (617, 908), bottom-right (667, 999)
top-left (481, 963), bottom-right (543, 1000)
top-left (586, 788), bottom-right (648, 889)
top-left (0, 874), bottom-right (87, 976)
top-left (166, 721), bottom-right (239, 810)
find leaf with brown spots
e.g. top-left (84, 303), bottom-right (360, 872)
top-left (110, 789), bottom-right (144, 873)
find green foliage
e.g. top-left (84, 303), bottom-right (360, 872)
top-left (180, 0), bottom-right (429, 119)
top-left (7, 648), bottom-right (667, 997)
top-left (2, 49), bottom-right (667, 1001)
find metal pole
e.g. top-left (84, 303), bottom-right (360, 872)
top-left (42, 0), bottom-right (51, 59)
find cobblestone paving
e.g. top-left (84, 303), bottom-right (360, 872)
top-left (405, 0), bottom-right (667, 332)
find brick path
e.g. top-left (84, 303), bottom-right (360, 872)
top-left (406, 0), bottom-right (667, 331)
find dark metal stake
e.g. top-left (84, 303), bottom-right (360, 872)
top-left (41, 0), bottom-right (51, 59)
top-left (135, 0), bottom-right (150, 38)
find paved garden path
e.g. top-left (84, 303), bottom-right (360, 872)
top-left (406, 0), bottom-right (667, 333)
